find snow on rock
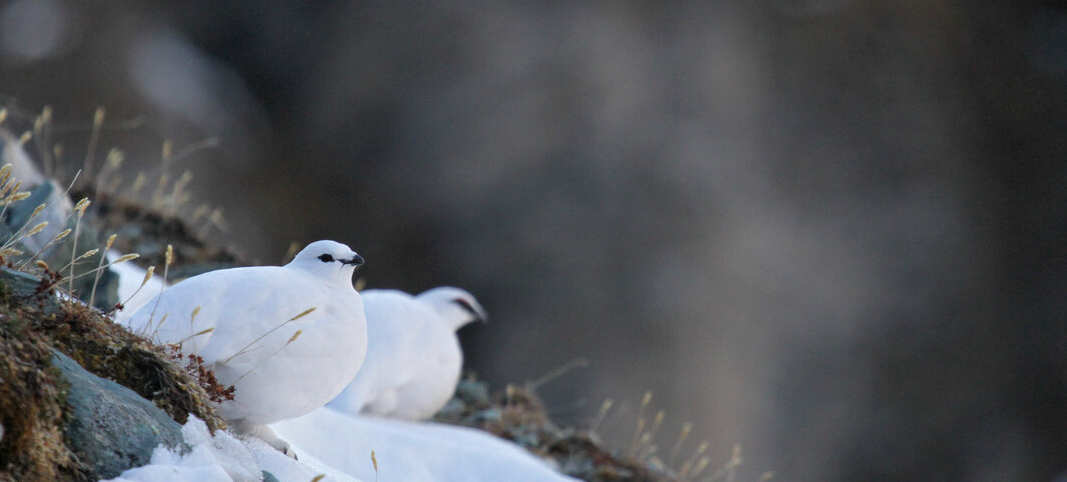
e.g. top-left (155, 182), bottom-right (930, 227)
top-left (102, 416), bottom-right (362, 482)
top-left (272, 406), bottom-right (581, 482)
top-left (101, 417), bottom-right (258, 482)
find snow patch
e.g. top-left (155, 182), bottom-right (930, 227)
top-left (272, 406), bottom-right (580, 482)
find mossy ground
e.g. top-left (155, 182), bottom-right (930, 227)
top-left (75, 189), bottom-right (244, 274)
top-left (0, 281), bottom-right (77, 482)
top-left (0, 186), bottom-right (689, 482)
top-left (435, 379), bottom-right (674, 482)
top-left (0, 262), bottom-right (224, 481)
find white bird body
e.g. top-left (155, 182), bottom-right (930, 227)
top-left (121, 241), bottom-right (367, 454)
top-left (328, 287), bottom-right (486, 421)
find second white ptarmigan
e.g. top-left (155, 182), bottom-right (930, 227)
top-left (121, 240), bottom-right (367, 456)
top-left (327, 287), bottom-right (486, 421)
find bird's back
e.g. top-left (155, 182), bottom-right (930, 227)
top-left (331, 288), bottom-right (463, 420)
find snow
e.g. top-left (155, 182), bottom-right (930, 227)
top-left (102, 408), bottom-right (581, 482)
top-left (102, 244), bottom-right (579, 482)
top-left (272, 406), bottom-right (580, 482)
top-left (102, 417), bottom-right (274, 482)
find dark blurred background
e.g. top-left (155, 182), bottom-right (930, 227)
top-left (2, 1), bottom-right (1066, 481)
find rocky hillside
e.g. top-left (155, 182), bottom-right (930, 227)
top-left (0, 134), bottom-right (689, 481)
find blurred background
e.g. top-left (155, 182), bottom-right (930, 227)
top-left (2, 0), bottom-right (1066, 481)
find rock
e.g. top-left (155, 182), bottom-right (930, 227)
top-left (52, 349), bottom-right (185, 480)
top-left (0, 135), bottom-right (119, 310)
top-left (455, 379), bottom-right (491, 404)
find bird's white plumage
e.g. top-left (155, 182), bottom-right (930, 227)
top-left (122, 241), bottom-right (368, 432)
top-left (328, 286), bottom-right (485, 421)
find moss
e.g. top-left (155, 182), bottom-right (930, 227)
top-left (39, 292), bottom-right (225, 431)
top-left (435, 380), bottom-right (673, 482)
top-left (75, 190), bottom-right (244, 272)
top-left (0, 266), bottom-right (225, 481)
top-left (0, 308), bottom-right (83, 482)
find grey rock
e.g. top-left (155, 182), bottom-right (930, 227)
top-left (52, 350), bottom-right (185, 480)
top-left (0, 266), bottom-right (46, 298)
top-left (262, 470), bottom-right (282, 482)
top-left (472, 408), bottom-right (502, 424)
top-left (455, 379), bottom-right (490, 404)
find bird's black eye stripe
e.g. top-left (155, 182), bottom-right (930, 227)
top-left (453, 298), bottom-right (478, 316)
top-left (318, 254), bottom-right (334, 262)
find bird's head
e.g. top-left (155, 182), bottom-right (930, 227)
top-left (416, 286), bottom-right (488, 331)
top-left (287, 240), bottom-right (364, 286)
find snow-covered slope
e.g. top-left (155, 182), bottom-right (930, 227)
top-left (103, 408), bottom-right (580, 482)
top-left (272, 406), bottom-right (580, 482)
top-left (102, 416), bottom-right (361, 482)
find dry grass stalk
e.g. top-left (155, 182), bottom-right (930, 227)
top-left (82, 107), bottom-right (105, 187)
top-left (88, 234), bottom-right (118, 308)
top-left (217, 307), bottom-right (317, 368)
top-left (668, 421), bottom-right (693, 465)
top-left (371, 450), bottom-right (379, 482)
top-left (590, 398), bottom-right (614, 435)
top-left (230, 326), bottom-right (306, 384)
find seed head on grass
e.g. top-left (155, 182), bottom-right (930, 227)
top-left (184, 306), bottom-right (205, 353)
top-left (145, 244), bottom-right (174, 330)
top-left (95, 147), bottom-right (125, 194)
top-left (25, 222), bottom-right (48, 237)
top-left (590, 398), bottom-right (614, 436)
top-left (18, 227), bottom-right (73, 268)
top-left (27, 203), bottom-right (45, 220)
top-left (88, 234), bottom-right (119, 308)
top-left (628, 390), bottom-right (654, 456)
top-left (76, 248), bottom-right (98, 260)
top-left (175, 327), bottom-right (214, 347)
top-left (0, 247), bottom-right (23, 257)
top-left (66, 197), bottom-right (90, 294)
top-left (115, 264), bottom-right (156, 311)
top-left (82, 107), bottom-right (105, 188)
top-left (65, 253), bottom-right (138, 285)
top-left (700, 445), bottom-right (743, 482)
top-left (371, 450), bottom-right (379, 482)
top-left (131, 172), bottom-right (146, 194)
top-left (668, 421), bottom-right (694, 465)
top-left (52, 143), bottom-right (63, 167)
top-left (679, 441), bottom-right (709, 480)
top-left (108, 253), bottom-right (138, 264)
top-left (0, 163), bottom-right (11, 185)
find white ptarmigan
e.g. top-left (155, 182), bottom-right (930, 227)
top-left (121, 240), bottom-right (367, 456)
top-left (327, 287), bottom-right (486, 421)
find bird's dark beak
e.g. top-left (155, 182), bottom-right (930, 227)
top-left (345, 254), bottom-right (365, 267)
